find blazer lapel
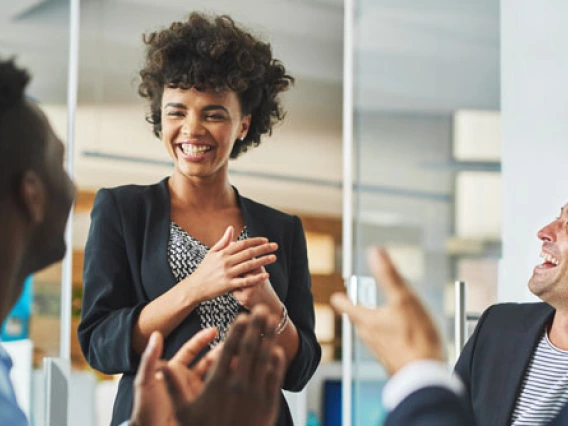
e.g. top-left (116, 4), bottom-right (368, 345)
top-left (141, 178), bottom-right (178, 300)
top-left (235, 188), bottom-right (285, 300)
top-left (235, 187), bottom-right (259, 239)
top-left (496, 305), bottom-right (555, 425)
top-left (235, 188), bottom-right (275, 276)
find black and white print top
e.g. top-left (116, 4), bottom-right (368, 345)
top-left (168, 222), bottom-right (247, 347)
top-left (511, 330), bottom-right (568, 425)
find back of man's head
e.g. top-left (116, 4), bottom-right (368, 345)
top-left (0, 58), bottom-right (44, 202)
top-left (0, 58), bottom-right (74, 302)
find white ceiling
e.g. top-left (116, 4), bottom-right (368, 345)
top-left (0, 0), bottom-right (499, 219)
top-left (0, 0), bottom-right (498, 113)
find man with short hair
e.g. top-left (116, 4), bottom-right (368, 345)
top-left (332, 246), bottom-right (568, 426)
top-left (455, 207), bottom-right (568, 425)
top-left (0, 58), bottom-right (75, 426)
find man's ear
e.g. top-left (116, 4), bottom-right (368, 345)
top-left (17, 170), bottom-right (46, 225)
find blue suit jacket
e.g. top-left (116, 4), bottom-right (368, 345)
top-left (386, 385), bottom-right (568, 426)
top-left (455, 302), bottom-right (556, 425)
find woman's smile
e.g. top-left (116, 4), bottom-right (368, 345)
top-left (177, 142), bottom-right (214, 162)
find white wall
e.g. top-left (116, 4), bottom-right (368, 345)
top-left (500, 0), bottom-right (568, 302)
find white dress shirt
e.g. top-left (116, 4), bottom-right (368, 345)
top-left (382, 360), bottom-right (464, 411)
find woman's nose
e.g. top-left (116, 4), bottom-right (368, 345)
top-left (182, 113), bottom-right (205, 137)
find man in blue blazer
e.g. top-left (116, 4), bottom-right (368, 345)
top-left (455, 207), bottom-right (568, 425)
top-left (331, 247), bottom-right (568, 426)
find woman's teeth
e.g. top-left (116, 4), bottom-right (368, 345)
top-left (181, 144), bottom-right (211, 155)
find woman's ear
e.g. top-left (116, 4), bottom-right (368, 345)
top-left (239, 114), bottom-right (251, 140)
top-left (17, 170), bottom-right (46, 225)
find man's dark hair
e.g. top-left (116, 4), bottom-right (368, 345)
top-left (138, 12), bottom-right (294, 158)
top-left (0, 58), bottom-right (41, 200)
top-left (0, 58), bottom-right (29, 117)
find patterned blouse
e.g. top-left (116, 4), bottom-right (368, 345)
top-left (167, 222), bottom-right (247, 346)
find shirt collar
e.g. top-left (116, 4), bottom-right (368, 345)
top-left (0, 341), bottom-right (14, 370)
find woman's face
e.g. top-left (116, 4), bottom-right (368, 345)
top-left (161, 87), bottom-right (250, 182)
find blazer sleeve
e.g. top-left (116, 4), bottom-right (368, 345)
top-left (281, 216), bottom-right (322, 391)
top-left (78, 189), bottom-right (147, 375)
top-left (385, 386), bottom-right (474, 426)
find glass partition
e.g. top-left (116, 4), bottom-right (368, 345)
top-left (346, 1), bottom-right (500, 424)
top-left (0, 1), bottom-right (71, 424)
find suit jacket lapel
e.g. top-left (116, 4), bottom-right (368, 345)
top-left (235, 188), bottom-right (285, 300)
top-left (235, 188), bottom-right (276, 278)
top-left (235, 187), bottom-right (258, 238)
top-left (496, 305), bottom-right (555, 425)
top-left (141, 178), bottom-right (178, 300)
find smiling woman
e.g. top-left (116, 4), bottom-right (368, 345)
top-left (77, 12), bottom-right (321, 426)
top-left (160, 87), bottom-right (250, 181)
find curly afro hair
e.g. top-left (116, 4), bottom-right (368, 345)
top-left (138, 12), bottom-right (294, 158)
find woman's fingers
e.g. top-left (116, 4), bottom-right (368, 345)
top-left (223, 237), bottom-right (272, 256)
top-left (230, 271), bottom-right (270, 290)
top-left (210, 226), bottom-right (234, 251)
top-left (229, 256), bottom-right (276, 278)
top-left (226, 242), bottom-right (278, 266)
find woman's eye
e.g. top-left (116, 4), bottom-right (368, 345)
top-left (206, 114), bottom-right (225, 120)
top-left (167, 111), bottom-right (184, 117)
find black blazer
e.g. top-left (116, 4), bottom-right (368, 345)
top-left (78, 178), bottom-right (321, 426)
top-left (385, 386), bottom-right (474, 426)
top-left (385, 384), bottom-right (568, 426)
top-left (454, 302), bottom-right (555, 426)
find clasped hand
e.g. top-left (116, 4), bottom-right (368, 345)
top-left (186, 225), bottom-right (281, 311)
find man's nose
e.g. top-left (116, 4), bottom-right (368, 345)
top-left (537, 221), bottom-right (557, 242)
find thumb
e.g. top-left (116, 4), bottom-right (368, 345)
top-left (211, 226), bottom-right (234, 251)
top-left (330, 292), bottom-right (368, 325)
top-left (135, 331), bottom-right (163, 387)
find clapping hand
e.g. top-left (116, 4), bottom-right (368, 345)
top-left (129, 327), bottom-right (219, 426)
top-left (164, 305), bottom-right (286, 426)
top-left (330, 247), bottom-right (443, 376)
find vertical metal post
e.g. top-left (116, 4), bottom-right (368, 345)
top-left (60, 0), bottom-right (80, 361)
top-left (342, 0), bottom-right (355, 424)
top-left (454, 281), bottom-right (467, 358)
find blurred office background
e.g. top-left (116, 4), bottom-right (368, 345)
top-left (8, 0), bottom-right (559, 425)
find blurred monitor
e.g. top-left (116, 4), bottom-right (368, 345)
top-left (323, 379), bottom-right (387, 426)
